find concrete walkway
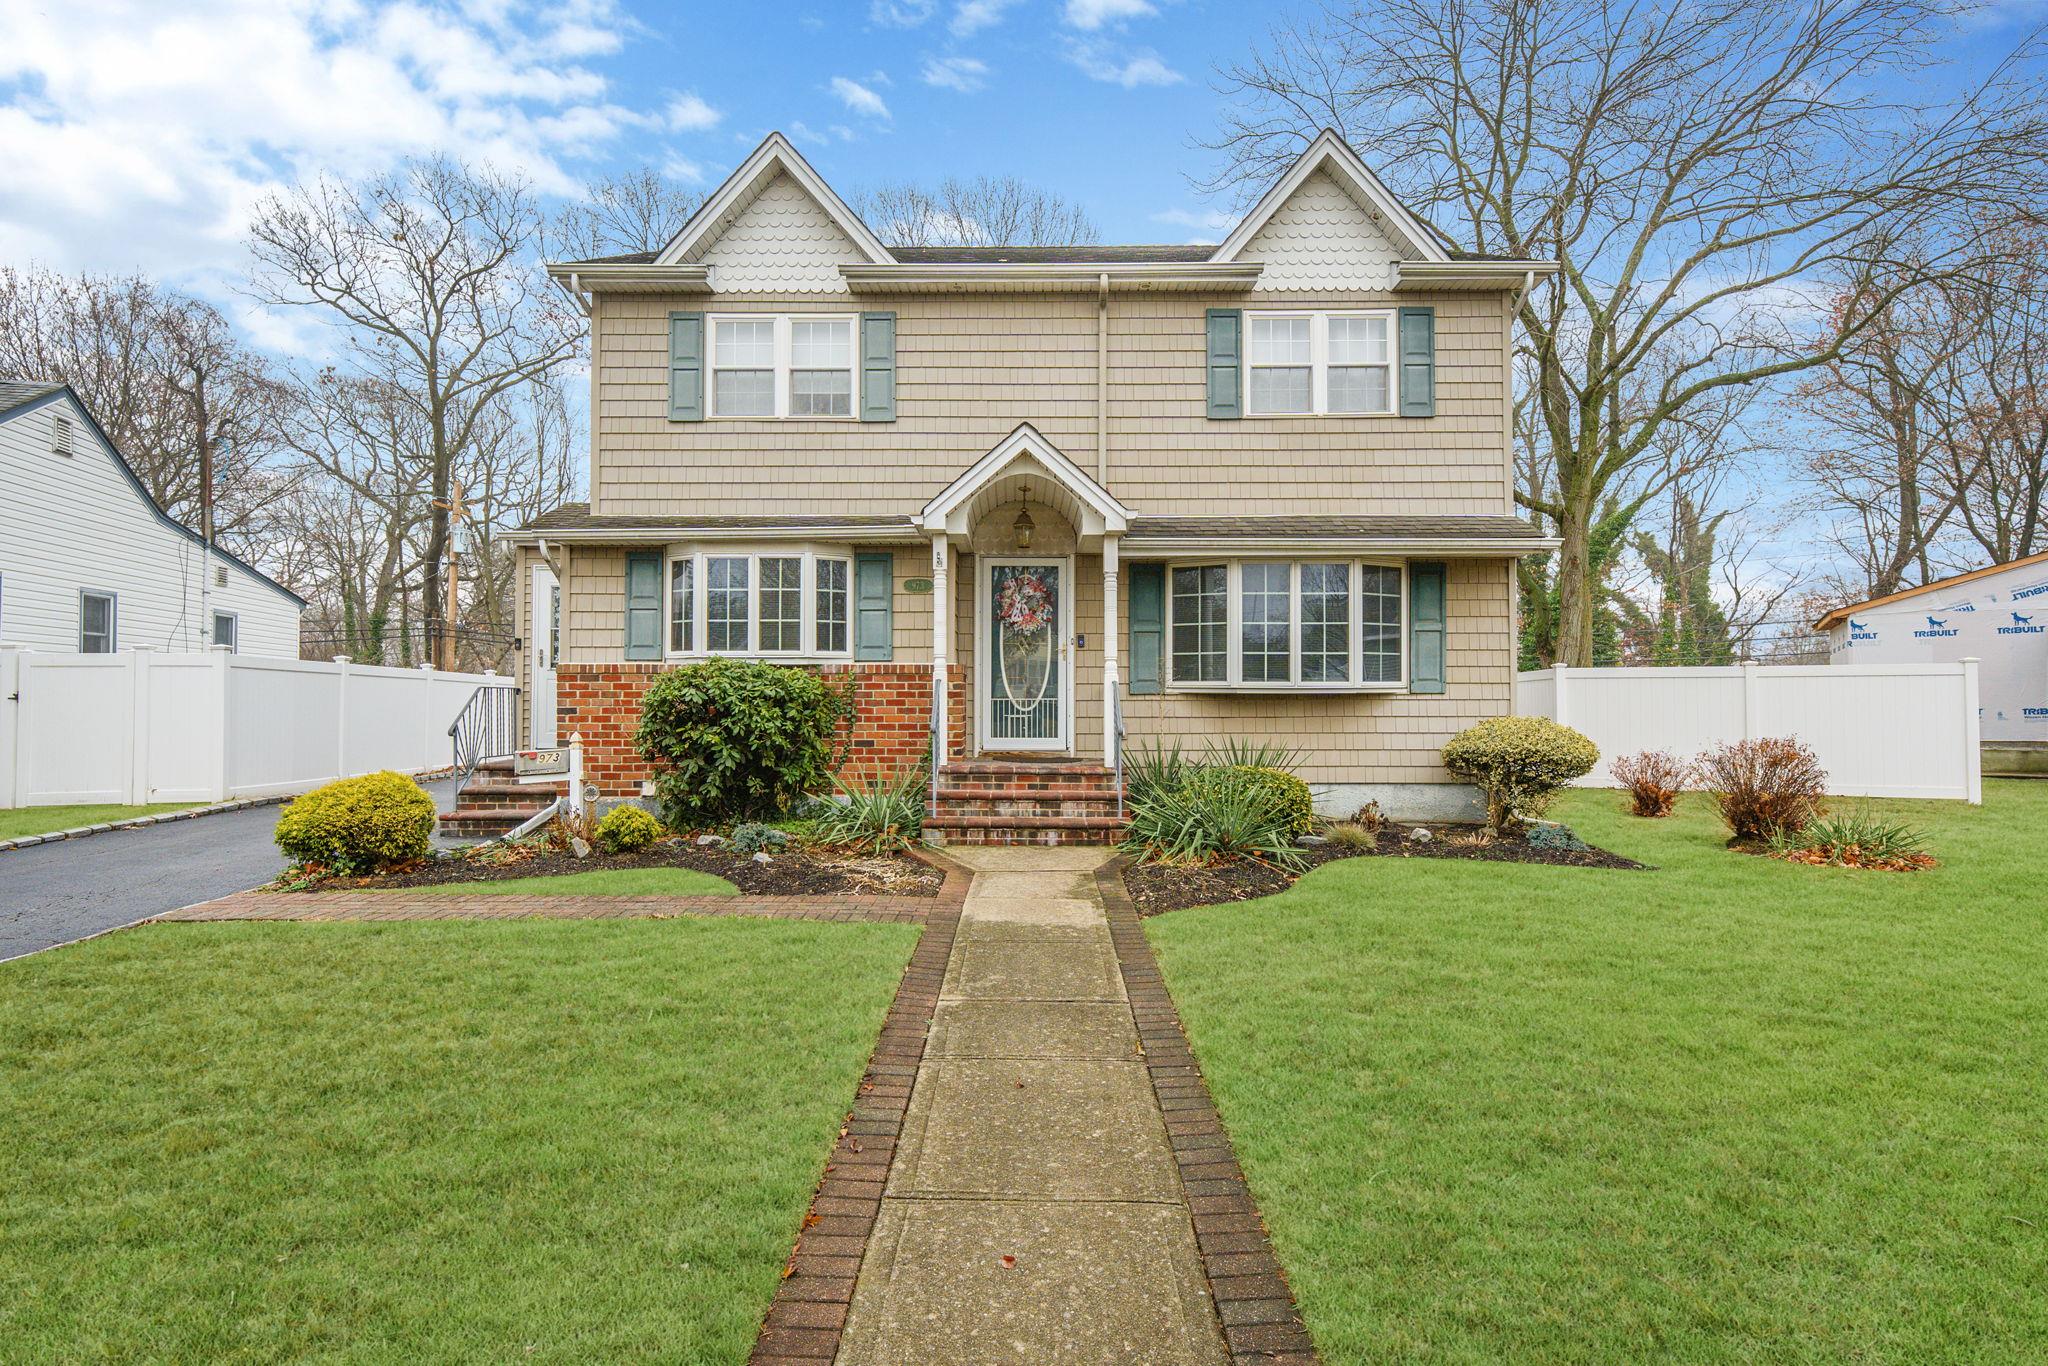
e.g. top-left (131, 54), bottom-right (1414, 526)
top-left (837, 845), bottom-right (1230, 1365)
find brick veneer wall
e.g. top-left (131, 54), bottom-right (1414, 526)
top-left (556, 662), bottom-right (969, 796)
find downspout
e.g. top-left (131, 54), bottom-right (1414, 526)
top-left (1097, 272), bottom-right (1110, 484)
top-left (1505, 269), bottom-right (1536, 519)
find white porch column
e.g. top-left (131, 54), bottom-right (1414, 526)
top-left (1101, 534), bottom-right (1120, 766)
top-left (931, 534), bottom-right (950, 767)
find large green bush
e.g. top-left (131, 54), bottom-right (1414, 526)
top-left (1441, 716), bottom-right (1599, 833)
top-left (635, 658), bottom-right (845, 828)
top-left (274, 770), bottom-right (436, 874)
top-left (1189, 764), bottom-right (1314, 839)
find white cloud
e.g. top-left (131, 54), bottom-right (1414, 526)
top-left (661, 154), bottom-right (706, 184)
top-left (1153, 207), bottom-right (1237, 234)
top-left (1063, 40), bottom-right (1183, 87)
top-left (951, 0), bottom-right (1019, 35)
top-left (829, 75), bottom-right (893, 121)
top-left (869, 0), bottom-right (937, 26)
top-left (922, 55), bottom-right (990, 93)
top-left (1063, 0), bottom-right (1157, 29)
top-left (665, 92), bottom-right (721, 131)
top-left (0, 0), bottom-right (649, 282)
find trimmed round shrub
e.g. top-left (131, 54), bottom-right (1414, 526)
top-left (274, 770), bottom-right (436, 874)
top-left (1190, 764), bottom-right (1314, 839)
top-left (635, 658), bottom-right (847, 828)
top-left (595, 804), bottom-right (664, 854)
top-left (1441, 716), bottom-right (1599, 833)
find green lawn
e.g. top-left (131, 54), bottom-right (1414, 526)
top-left (1149, 781), bottom-right (2048, 1364)
top-left (392, 867), bottom-right (739, 896)
top-left (0, 916), bottom-right (917, 1362)
top-left (0, 802), bottom-right (194, 840)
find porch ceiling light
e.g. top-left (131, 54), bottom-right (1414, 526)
top-left (1013, 484), bottom-right (1035, 549)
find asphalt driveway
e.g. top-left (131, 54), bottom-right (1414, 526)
top-left (0, 778), bottom-right (461, 962)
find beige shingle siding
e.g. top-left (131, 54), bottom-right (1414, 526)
top-left (589, 288), bottom-right (1508, 518)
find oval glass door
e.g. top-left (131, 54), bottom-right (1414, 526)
top-left (987, 561), bottom-right (1063, 746)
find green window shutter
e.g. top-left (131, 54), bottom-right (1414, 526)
top-left (1409, 561), bottom-right (1446, 693)
top-left (1205, 308), bottom-right (1242, 420)
top-left (1399, 306), bottom-right (1436, 417)
top-left (1127, 563), bottom-right (1164, 695)
top-left (625, 552), bottom-right (662, 660)
top-left (860, 311), bottom-right (897, 422)
top-left (668, 312), bottom-right (704, 421)
top-left (854, 552), bottom-right (894, 660)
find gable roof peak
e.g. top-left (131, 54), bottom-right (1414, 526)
top-left (652, 131), bottom-right (894, 268)
top-left (1211, 128), bottom-right (1452, 266)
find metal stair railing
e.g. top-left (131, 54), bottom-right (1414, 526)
top-left (448, 683), bottom-right (521, 790)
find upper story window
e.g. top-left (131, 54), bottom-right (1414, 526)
top-left (1167, 560), bottom-right (1407, 691)
top-left (667, 547), bottom-right (853, 660)
top-left (708, 314), bottom-right (857, 419)
top-left (1245, 310), bottom-right (1395, 416)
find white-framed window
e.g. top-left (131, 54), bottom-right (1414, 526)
top-left (80, 589), bottom-right (117, 653)
top-left (211, 610), bottom-right (238, 653)
top-left (667, 547), bottom-right (855, 661)
top-left (708, 314), bottom-right (858, 419)
top-left (1165, 559), bottom-right (1407, 691)
top-left (1245, 310), bottom-right (1396, 416)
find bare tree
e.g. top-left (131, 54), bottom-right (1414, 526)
top-left (247, 157), bottom-right (583, 668)
top-left (852, 176), bottom-right (1098, 246)
top-left (0, 267), bottom-right (293, 553)
top-left (1207, 0), bottom-right (2048, 663)
top-left (553, 166), bottom-right (704, 260)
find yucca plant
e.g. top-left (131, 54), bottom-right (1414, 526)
top-left (1123, 741), bottom-right (1203, 805)
top-left (1767, 807), bottom-right (1931, 867)
top-left (809, 768), bottom-right (926, 855)
top-left (1125, 766), bottom-right (1307, 870)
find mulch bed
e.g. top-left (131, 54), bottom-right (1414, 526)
top-left (1126, 824), bottom-right (1644, 916)
top-left (300, 838), bottom-right (946, 898)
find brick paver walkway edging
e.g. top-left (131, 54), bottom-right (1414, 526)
top-left (1098, 857), bottom-right (1323, 1365)
top-left (748, 868), bottom-right (967, 1364)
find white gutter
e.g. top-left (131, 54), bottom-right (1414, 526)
top-left (507, 523), bottom-right (919, 547)
top-left (1123, 535), bottom-right (1560, 555)
top-left (839, 262), bottom-right (1264, 292)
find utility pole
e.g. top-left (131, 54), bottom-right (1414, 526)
top-left (437, 478), bottom-right (468, 671)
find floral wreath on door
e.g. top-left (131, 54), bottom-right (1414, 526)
top-left (996, 569), bottom-right (1054, 634)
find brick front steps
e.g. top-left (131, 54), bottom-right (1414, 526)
top-left (927, 758), bottom-right (1129, 847)
top-left (437, 757), bottom-right (566, 839)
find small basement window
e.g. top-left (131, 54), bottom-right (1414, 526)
top-left (80, 590), bottom-right (117, 653)
top-left (212, 611), bottom-right (239, 653)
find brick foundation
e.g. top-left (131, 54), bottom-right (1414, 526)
top-left (555, 662), bottom-right (969, 796)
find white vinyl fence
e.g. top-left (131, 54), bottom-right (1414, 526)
top-left (0, 645), bottom-right (503, 808)
top-left (1516, 660), bottom-right (1982, 803)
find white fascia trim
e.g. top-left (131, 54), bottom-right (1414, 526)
top-left (544, 263), bottom-right (711, 293)
top-left (654, 132), bottom-right (894, 268)
top-left (839, 263), bottom-right (1264, 291)
top-left (1123, 536), bottom-right (1559, 555)
top-left (1394, 260), bottom-right (1561, 290)
top-left (1212, 129), bottom-right (1452, 267)
top-left (918, 422), bottom-right (1133, 533)
top-left (507, 524), bottom-right (916, 546)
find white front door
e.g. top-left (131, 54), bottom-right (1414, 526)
top-left (979, 558), bottom-right (1070, 752)
top-left (530, 564), bottom-right (559, 747)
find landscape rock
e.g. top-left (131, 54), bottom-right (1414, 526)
top-left (1407, 827), bottom-right (1434, 844)
top-left (752, 850), bottom-right (772, 864)
top-left (569, 837), bottom-right (592, 859)
top-left (697, 833), bottom-right (726, 847)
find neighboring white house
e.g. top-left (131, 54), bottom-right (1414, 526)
top-left (0, 380), bottom-right (304, 656)
top-left (1817, 550), bottom-right (2048, 743)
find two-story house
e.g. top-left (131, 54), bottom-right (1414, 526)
top-left (508, 130), bottom-right (1557, 842)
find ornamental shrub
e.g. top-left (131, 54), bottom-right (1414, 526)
top-left (1440, 716), bottom-right (1599, 833)
top-left (635, 658), bottom-right (845, 828)
top-left (1610, 749), bottom-right (1692, 818)
top-left (595, 804), bottom-right (664, 853)
top-left (810, 768), bottom-right (925, 854)
top-left (274, 770), bottom-right (436, 874)
top-left (1125, 764), bottom-right (1307, 869)
top-left (1189, 764), bottom-right (1315, 840)
top-left (729, 822), bottom-right (790, 854)
top-left (1698, 736), bottom-right (1827, 841)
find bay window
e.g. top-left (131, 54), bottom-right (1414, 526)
top-left (1245, 310), bottom-right (1396, 416)
top-left (1165, 560), bottom-right (1407, 691)
top-left (667, 548), bottom-right (854, 660)
top-left (708, 314), bottom-right (858, 419)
